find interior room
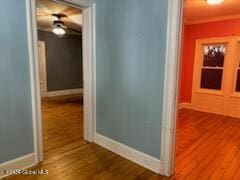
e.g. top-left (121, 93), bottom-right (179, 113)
top-left (176, 0), bottom-right (240, 178)
top-left (6, 0), bottom-right (240, 179)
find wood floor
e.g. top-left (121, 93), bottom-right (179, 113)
top-left (7, 94), bottom-right (166, 180)
top-left (6, 96), bottom-right (240, 180)
top-left (175, 109), bottom-right (240, 179)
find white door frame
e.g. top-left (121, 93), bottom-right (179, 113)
top-left (37, 40), bottom-right (47, 98)
top-left (27, 0), bottom-right (96, 164)
top-left (160, 0), bottom-right (184, 176)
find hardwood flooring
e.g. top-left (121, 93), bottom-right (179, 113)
top-left (6, 97), bottom-right (240, 179)
top-left (7, 94), bottom-right (166, 180)
top-left (175, 109), bottom-right (240, 180)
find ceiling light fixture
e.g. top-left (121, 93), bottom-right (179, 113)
top-left (206, 0), bottom-right (224, 5)
top-left (52, 26), bottom-right (66, 37)
top-left (52, 14), bottom-right (67, 37)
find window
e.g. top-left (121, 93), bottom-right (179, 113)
top-left (200, 45), bottom-right (226, 90)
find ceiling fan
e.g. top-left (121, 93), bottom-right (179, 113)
top-left (51, 13), bottom-right (81, 36)
top-left (36, 0), bottom-right (82, 37)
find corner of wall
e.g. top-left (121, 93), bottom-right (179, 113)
top-left (94, 133), bottom-right (162, 174)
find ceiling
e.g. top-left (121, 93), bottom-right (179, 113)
top-left (184, 0), bottom-right (240, 24)
top-left (37, 0), bottom-right (82, 35)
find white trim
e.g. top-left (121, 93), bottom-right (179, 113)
top-left (46, 88), bottom-right (83, 97)
top-left (37, 41), bottom-right (48, 98)
top-left (178, 102), bottom-right (191, 110)
top-left (26, 0), bottom-right (43, 164)
top-left (94, 134), bottom-right (162, 174)
top-left (185, 14), bottom-right (240, 25)
top-left (161, 0), bottom-right (183, 177)
top-left (82, 4), bottom-right (96, 142)
top-left (0, 153), bottom-right (35, 178)
top-left (92, 3), bottom-right (97, 139)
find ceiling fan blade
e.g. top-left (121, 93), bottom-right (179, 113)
top-left (63, 20), bottom-right (81, 31)
top-left (64, 14), bottom-right (82, 26)
top-left (58, 5), bottom-right (82, 15)
top-left (37, 17), bottom-right (55, 30)
top-left (66, 26), bottom-right (82, 34)
top-left (36, 8), bottom-right (52, 16)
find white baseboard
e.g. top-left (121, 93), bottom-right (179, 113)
top-left (178, 102), bottom-right (191, 110)
top-left (46, 88), bottom-right (83, 97)
top-left (94, 133), bottom-right (162, 174)
top-left (0, 153), bottom-right (36, 178)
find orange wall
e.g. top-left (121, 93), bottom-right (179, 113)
top-left (179, 19), bottom-right (240, 103)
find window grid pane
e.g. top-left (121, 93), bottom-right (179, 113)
top-left (200, 45), bottom-right (225, 90)
top-left (200, 69), bottom-right (223, 90)
top-left (203, 45), bottom-right (226, 67)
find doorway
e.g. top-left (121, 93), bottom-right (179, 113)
top-left (29, 0), bottom-right (95, 164)
top-left (36, 0), bottom-right (84, 161)
top-left (171, 0), bottom-right (240, 178)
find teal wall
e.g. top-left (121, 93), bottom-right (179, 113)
top-left (0, 1), bottom-right (34, 163)
top-left (96, 0), bottom-right (168, 158)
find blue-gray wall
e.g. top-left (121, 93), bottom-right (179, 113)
top-left (0, 0), bottom-right (34, 163)
top-left (96, 0), bottom-right (168, 158)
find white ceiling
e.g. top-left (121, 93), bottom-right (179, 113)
top-left (184, 0), bottom-right (240, 24)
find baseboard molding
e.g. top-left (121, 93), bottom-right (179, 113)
top-left (94, 133), bottom-right (162, 174)
top-left (178, 102), bottom-right (191, 110)
top-left (46, 88), bottom-right (83, 97)
top-left (0, 153), bottom-right (36, 178)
